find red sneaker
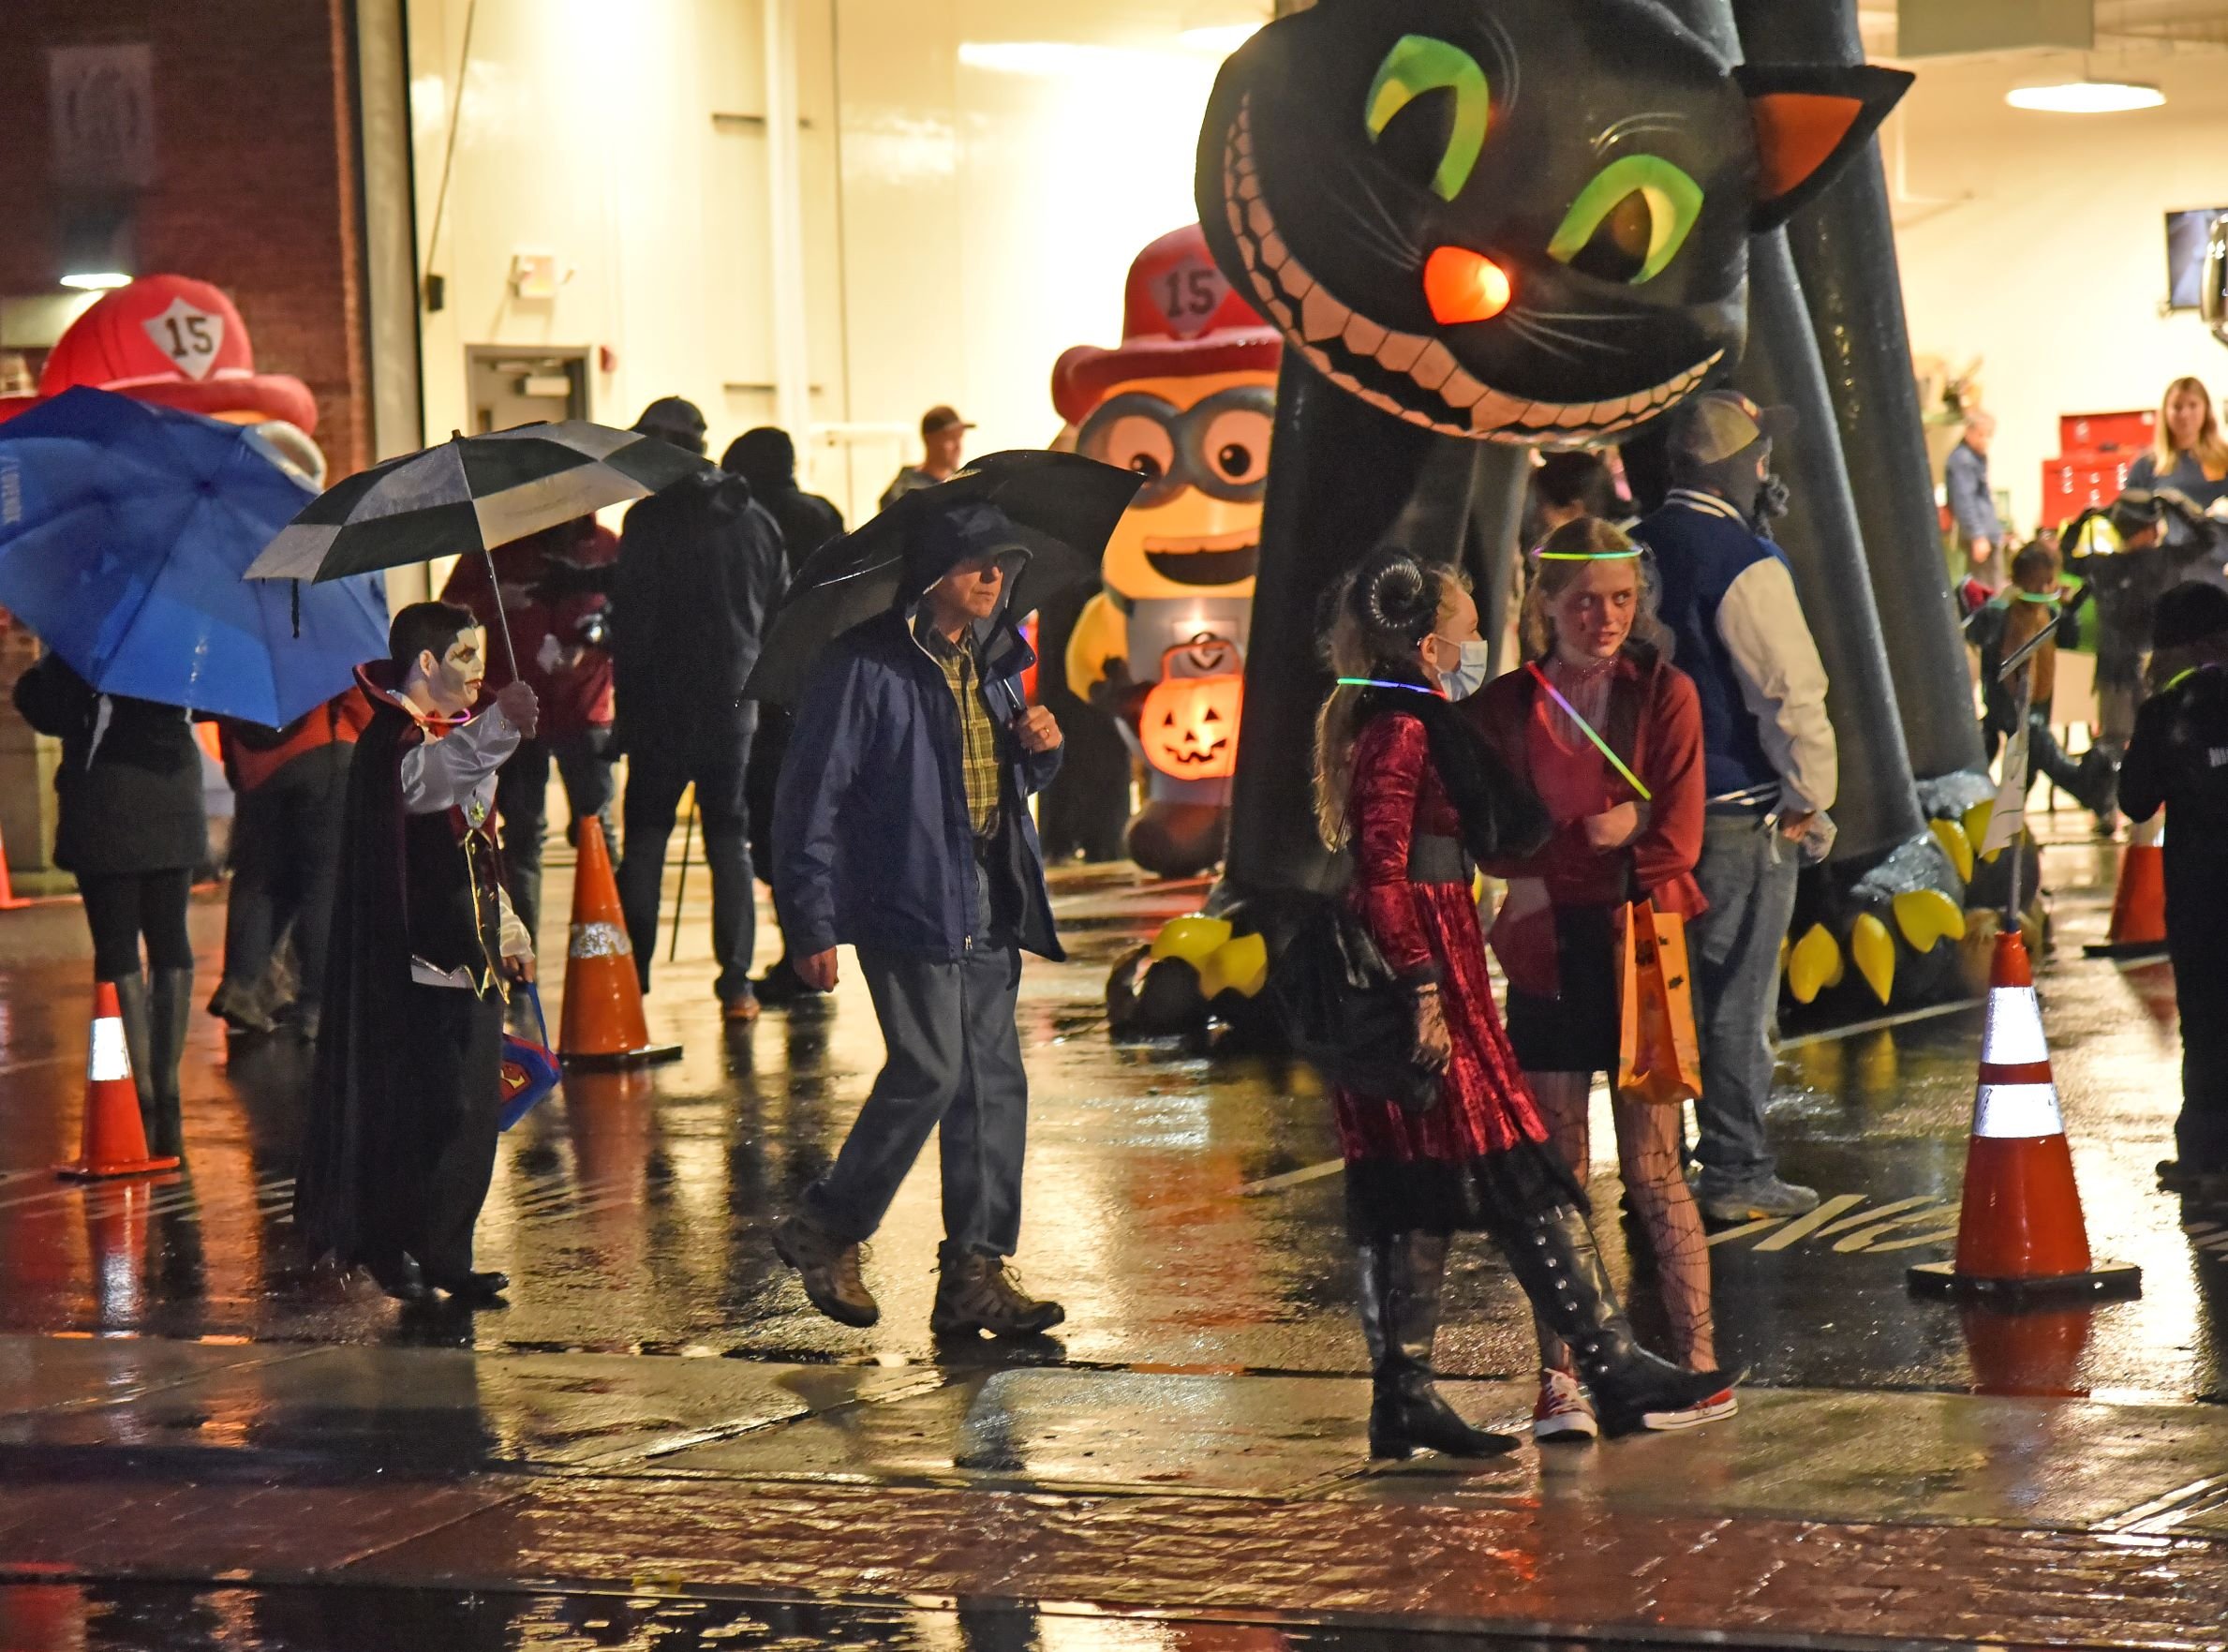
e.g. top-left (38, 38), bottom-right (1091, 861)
top-left (1641, 1385), bottom-right (1738, 1431)
top-left (1533, 1368), bottom-right (1599, 1442)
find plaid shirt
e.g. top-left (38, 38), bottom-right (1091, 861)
top-left (919, 619), bottom-right (1003, 838)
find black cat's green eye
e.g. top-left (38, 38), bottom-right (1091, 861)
top-left (1547, 156), bottom-right (1704, 284)
top-left (1364, 35), bottom-right (1489, 201)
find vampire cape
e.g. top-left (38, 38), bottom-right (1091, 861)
top-left (293, 664), bottom-right (505, 1269)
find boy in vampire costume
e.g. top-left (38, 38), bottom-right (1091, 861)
top-left (294, 603), bottom-right (541, 1305)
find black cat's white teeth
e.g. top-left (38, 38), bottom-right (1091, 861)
top-left (1223, 98), bottom-right (1721, 443)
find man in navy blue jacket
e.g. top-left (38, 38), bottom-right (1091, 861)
top-left (769, 502), bottom-right (1068, 1338)
top-left (1635, 393), bottom-right (1838, 1226)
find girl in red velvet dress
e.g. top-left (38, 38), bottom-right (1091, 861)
top-left (1313, 549), bottom-right (1730, 1458)
top-left (1469, 517), bottom-right (1730, 1445)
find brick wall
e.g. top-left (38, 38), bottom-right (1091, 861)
top-left (0, 2), bottom-right (373, 882)
top-left (0, 0), bottom-right (372, 478)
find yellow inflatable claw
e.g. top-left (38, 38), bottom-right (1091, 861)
top-left (1849, 911), bottom-right (1895, 1005)
top-left (1892, 887), bottom-right (1967, 955)
top-left (1200, 932), bottom-right (1269, 999)
top-left (1787, 923), bottom-right (1843, 1005)
top-left (1150, 915), bottom-right (1233, 966)
top-left (1927, 817), bottom-right (1974, 884)
top-left (1962, 800), bottom-right (2007, 864)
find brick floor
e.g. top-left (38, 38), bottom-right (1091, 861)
top-left (3, 1473), bottom-right (2223, 1648)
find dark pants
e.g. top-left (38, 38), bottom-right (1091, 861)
top-left (82, 869), bottom-right (194, 980)
top-left (497, 728), bottom-right (617, 944)
top-left (803, 938), bottom-right (1030, 1257)
top-left (2170, 897), bottom-right (2228, 1175)
top-left (1689, 811), bottom-right (1799, 1195)
top-left (396, 982), bottom-right (507, 1279)
top-left (220, 744), bottom-right (351, 1013)
top-left (617, 728), bottom-right (755, 1003)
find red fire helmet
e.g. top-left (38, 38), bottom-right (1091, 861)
top-left (1051, 224), bottom-right (1282, 426)
top-left (0, 274), bottom-right (316, 432)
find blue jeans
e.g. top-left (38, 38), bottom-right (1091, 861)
top-left (1689, 811), bottom-right (1800, 1194)
top-left (804, 937), bottom-right (1030, 1258)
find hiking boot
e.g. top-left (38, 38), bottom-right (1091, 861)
top-left (1698, 1175), bottom-right (1820, 1225)
top-left (930, 1250), bottom-right (1065, 1338)
top-left (772, 1211), bottom-right (878, 1327)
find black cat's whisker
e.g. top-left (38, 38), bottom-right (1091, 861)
top-left (1510, 315), bottom-right (1626, 352)
top-left (1324, 191), bottom-right (1422, 271)
top-left (1523, 310), bottom-right (1659, 326)
top-left (1500, 315), bottom-right (1587, 365)
top-left (1594, 111), bottom-right (1688, 153)
top-left (1326, 156), bottom-right (1425, 265)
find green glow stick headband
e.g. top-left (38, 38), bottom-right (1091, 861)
top-left (1524, 662), bottom-right (1653, 801)
top-left (1336, 677), bottom-right (1435, 693)
top-left (1536, 548), bottom-right (1641, 561)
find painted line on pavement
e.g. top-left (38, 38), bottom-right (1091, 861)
top-left (1750, 1193), bottom-right (1865, 1252)
top-left (1237, 1159), bottom-right (1347, 1197)
top-left (1777, 997), bottom-right (1983, 1049)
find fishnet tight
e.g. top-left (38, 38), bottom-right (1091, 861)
top-left (1525, 1070), bottom-right (1716, 1373)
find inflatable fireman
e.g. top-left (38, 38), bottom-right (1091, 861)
top-left (0, 274), bottom-right (323, 483)
top-left (1057, 225), bottom-right (1282, 878)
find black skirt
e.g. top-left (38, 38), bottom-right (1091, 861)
top-left (1504, 903), bottom-right (1621, 1075)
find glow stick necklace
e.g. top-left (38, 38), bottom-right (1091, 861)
top-left (1523, 662), bottom-right (1652, 801)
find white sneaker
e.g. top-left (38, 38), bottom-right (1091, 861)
top-left (1533, 1368), bottom-right (1599, 1442)
top-left (1641, 1385), bottom-right (1739, 1431)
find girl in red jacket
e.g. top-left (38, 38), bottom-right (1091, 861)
top-left (1467, 517), bottom-right (1727, 1443)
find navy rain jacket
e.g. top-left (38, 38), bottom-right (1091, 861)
top-left (772, 599), bottom-right (1063, 963)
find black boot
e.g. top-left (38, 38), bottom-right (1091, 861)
top-left (148, 967), bottom-right (193, 1161)
top-left (1357, 1232), bottom-right (1521, 1460)
top-left (110, 973), bottom-right (156, 1139)
top-left (1499, 1202), bottom-right (1732, 1438)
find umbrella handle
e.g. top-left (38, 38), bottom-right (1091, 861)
top-left (480, 544), bottom-right (521, 677)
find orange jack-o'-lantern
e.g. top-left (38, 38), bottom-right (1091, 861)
top-left (1141, 638), bottom-right (1243, 781)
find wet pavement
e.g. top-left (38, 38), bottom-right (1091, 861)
top-left (3, 811), bottom-right (2227, 1648)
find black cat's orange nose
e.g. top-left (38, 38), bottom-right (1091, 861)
top-left (1423, 246), bottom-right (1511, 324)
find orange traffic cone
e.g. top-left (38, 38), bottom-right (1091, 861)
top-left (2084, 810), bottom-right (2167, 959)
top-left (56, 982), bottom-right (180, 1179)
top-left (557, 818), bottom-right (681, 1069)
top-left (1909, 932), bottom-right (2139, 1304)
top-left (0, 818), bottom-right (37, 910)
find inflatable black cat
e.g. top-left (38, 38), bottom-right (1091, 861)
top-left (1199, 0), bottom-right (1906, 448)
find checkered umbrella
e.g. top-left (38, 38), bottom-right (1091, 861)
top-left (244, 421), bottom-right (713, 585)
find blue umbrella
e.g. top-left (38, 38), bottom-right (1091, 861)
top-left (0, 386), bottom-right (387, 726)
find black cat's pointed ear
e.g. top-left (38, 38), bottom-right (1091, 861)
top-left (1735, 63), bottom-right (1914, 231)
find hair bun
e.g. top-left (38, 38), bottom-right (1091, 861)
top-left (1351, 548), bottom-right (1438, 647)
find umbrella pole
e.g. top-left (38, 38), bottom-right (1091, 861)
top-left (669, 795), bottom-right (697, 964)
top-left (479, 544), bottom-right (521, 677)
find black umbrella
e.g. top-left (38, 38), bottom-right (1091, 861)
top-left (245, 420), bottom-right (715, 668)
top-left (744, 450), bottom-right (1144, 706)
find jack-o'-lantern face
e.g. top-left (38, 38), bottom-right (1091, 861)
top-left (1142, 670), bottom-right (1244, 780)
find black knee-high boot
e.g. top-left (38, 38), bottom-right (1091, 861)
top-left (110, 973), bottom-right (156, 1131)
top-left (1498, 1202), bottom-right (1732, 1437)
top-left (148, 967), bottom-right (193, 1160)
top-left (1357, 1232), bottom-right (1521, 1460)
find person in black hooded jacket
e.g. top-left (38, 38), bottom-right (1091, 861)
top-left (725, 426), bottom-right (846, 1005)
top-left (610, 398), bottom-right (790, 1021)
top-left (2117, 580), bottom-right (2228, 1197)
top-left (13, 654), bottom-right (207, 1158)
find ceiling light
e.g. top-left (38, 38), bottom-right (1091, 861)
top-left (2006, 80), bottom-right (2164, 114)
top-left (58, 271), bottom-right (132, 291)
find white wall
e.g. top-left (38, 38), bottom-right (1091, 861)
top-left (407, 0), bottom-right (846, 472)
top-left (1892, 46), bottom-right (2228, 533)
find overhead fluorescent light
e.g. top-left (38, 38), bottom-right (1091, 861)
top-left (2006, 80), bottom-right (2165, 114)
top-left (58, 271), bottom-right (132, 290)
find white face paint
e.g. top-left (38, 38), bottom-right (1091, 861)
top-left (419, 627), bottom-right (486, 717)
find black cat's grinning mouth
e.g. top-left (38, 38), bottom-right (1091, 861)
top-left (1221, 97), bottom-right (1719, 441)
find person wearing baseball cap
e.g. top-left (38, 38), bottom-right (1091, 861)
top-left (1632, 390), bottom-right (1836, 1227)
top-left (2119, 578), bottom-right (2228, 1197)
top-left (879, 405), bottom-right (974, 512)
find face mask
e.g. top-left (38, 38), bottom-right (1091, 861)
top-left (1433, 637), bottom-right (1493, 701)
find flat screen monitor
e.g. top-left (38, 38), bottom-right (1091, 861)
top-left (2166, 208), bottom-right (2227, 310)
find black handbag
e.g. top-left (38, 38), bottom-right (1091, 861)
top-left (1271, 895), bottom-right (1441, 1114)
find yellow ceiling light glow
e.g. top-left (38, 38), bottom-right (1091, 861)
top-left (2005, 80), bottom-right (2165, 114)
